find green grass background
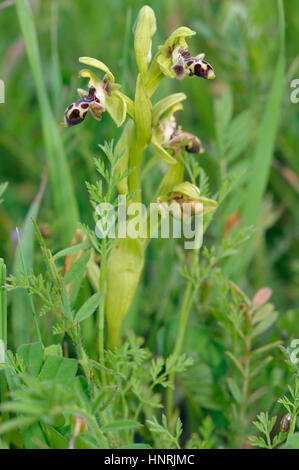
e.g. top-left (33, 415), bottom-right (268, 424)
top-left (0, 0), bottom-right (298, 444)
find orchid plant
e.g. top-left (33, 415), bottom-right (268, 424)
top-left (64, 6), bottom-right (217, 351)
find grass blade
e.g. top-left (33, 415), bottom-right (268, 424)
top-left (11, 173), bottom-right (47, 347)
top-left (15, 0), bottom-right (78, 245)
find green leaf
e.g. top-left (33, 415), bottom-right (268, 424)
top-left (120, 443), bottom-right (152, 449)
top-left (74, 292), bottom-right (102, 323)
top-left (63, 251), bottom-right (90, 306)
top-left (101, 420), bottom-right (141, 433)
top-left (105, 238), bottom-right (145, 348)
top-left (0, 182), bottom-right (8, 204)
top-left (17, 342), bottom-right (44, 376)
top-left (0, 416), bottom-right (37, 435)
top-left (227, 378), bottom-right (243, 404)
top-left (44, 344), bottom-right (63, 359)
top-left (252, 311), bottom-right (278, 338)
top-left (39, 356), bottom-right (77, 386)
top-left (282, 433), bottom-right (299, 449)
top-left (75, 433), bottom-right (99, 449)
top-left (43, 425), bottom-right (68, 449)
top-left (53, 243), bottom-right (89, 260)
top-left (252, 303), bottom-right (274, 325)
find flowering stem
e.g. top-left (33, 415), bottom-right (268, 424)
top-left (128, 140), bottom-right (143, 204)
top-left (98, 237), bottom-right (107, 381)
top-left (166, 247), bottom-right (199, 426)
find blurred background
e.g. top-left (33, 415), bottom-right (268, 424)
top-left (1, 0), bottom-right (298, 308)
top-left (0, 0), bottom-right (298, 443)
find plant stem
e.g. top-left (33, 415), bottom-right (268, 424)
top-left (98, 237), bottom-right (107, 384)
top-left (286, 376), bottom-right (299, 444)
top-left (128, 140), bottom-right (143, 204)
top-left (73, 326), bottom-right (91, 383)
top-left (166, 248), bottom-right (199, 425)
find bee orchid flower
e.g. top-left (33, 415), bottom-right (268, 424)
top-left (64, 57), bottom-right (129, 128)
top-left (151, 104), bottom-right (204, 164)
top-left (168, 181), bottom-right (218, 220)
top-left (147, 26), bottom-right (215, 89)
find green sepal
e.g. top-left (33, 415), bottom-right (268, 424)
top-left (151, 129), bottom-right (177, 165)
top-left (78, 69), bottom-right (102, 89)
top-left (152, 93), bottom-right (186, 125)
top-left (163, 26), bottom-right (196, 48)
top-left (105, 91), bottom-right (127, 127)
top-left (171, 181), bottom-right (201, 199)
top-left (155, 160), bottom-right (184, 199)
top-left (79, 56), bottom-right (115, 82)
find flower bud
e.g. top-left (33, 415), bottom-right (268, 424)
top-left (168, 182), bottom-right (218, 219)
top-left (134, 6), bottom-right (157, 77)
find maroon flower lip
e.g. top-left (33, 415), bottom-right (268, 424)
top-left (64, 87), bottom-right (103, 126)
top-left (171, 47), bottom-right (215, 80)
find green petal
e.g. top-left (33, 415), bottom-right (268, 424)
top-left (152, 93), bottom-right (186, 125)
top-left (78, 69), bottom-right (102, 88)
top-left (105, 91), bottom-right (127, 127)
top-left (164, 26), bottom-right (196, 47)
top-left (79, 57), bottom-right (115, 82)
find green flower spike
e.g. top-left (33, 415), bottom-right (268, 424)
top-left (151, 102), bottom-right (204, 164)
top-left (64, 57), bottom-right (128, 128)
top-left (156, 27), bottom-right (215, 81)
top-left (168, 181), bottom-right (218, 220)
